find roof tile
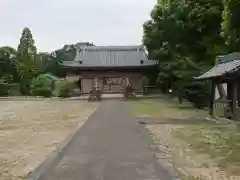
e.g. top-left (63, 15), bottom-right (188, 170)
top-left (196, 53), bottom-right (240, 79)
top-left (62, 45), bottom-right (157, 68)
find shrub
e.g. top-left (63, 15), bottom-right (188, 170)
top-left (183, 81), bottom-right (211, 109)
top-left (30, 75), bottom-right (53, 97)
top-left (8, 83), bottom-right (21, 96)
top-left (54, 80), bottom-right (73, 98)
top-left (0, 80), bottom-right (10, 96)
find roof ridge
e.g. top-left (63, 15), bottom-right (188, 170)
top-left (79, 45), bottom-right (143, 50)
top-left (217, 52), bottom-right (240, 64)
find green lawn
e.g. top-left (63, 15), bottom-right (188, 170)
top-left (131, 96), bottom-right (208, 119)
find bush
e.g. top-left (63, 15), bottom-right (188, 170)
top-left (0, 80), bottom-right (10, 96)
top-left (8, 83), bottom-right (21, 96)
top-left (54, 80), bottom-right (73, 98)
top-left (183, 81), bottom-right (211, 109)
top-left (30, 75), bottom-right (53, 97)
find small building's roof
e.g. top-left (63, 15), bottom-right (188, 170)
top-left (62, 45), bottom-right (157, 68)
top-left (196, 52), bottom-right (240, 79)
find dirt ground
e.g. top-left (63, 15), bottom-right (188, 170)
top-left (146, 124), bottom-right (240, 180)
top-left (0, 99), bottom-right (99, 180)
top-left (130, 97), bottom-right (240, 180)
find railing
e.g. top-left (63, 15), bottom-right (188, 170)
top-left (214, 99), bottom-right (231, 117)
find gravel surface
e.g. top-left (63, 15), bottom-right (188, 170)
top-left (0, 100), bottom-right (99, 180)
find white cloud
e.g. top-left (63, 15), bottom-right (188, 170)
top-left (0, 0), bottom-right (155, 52)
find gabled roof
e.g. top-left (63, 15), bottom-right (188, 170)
top-left (196, 53), bottom-right (240, 79)
top-left (62, 45), bottom-right (157, 68)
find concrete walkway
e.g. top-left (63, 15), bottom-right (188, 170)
top-left (40, 101), bottom-right (174, 180)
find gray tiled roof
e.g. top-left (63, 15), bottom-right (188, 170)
top-left (196, 53), bottom-right (240, 79)
top-left (62, 45), bottom-right (157, 68)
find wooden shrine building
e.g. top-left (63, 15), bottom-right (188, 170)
top-left (62, 45), bottom-right (157, 94)
top-left (196, 52), bottom-right (240, 120)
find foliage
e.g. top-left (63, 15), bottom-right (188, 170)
top-left (0, 28), bottom-right (95, 97)
top-left (30, 74), bottom-right (53, 97)
top-left (0, 47), bottom-right (20, 96)
top-left (40, 51), bottom-right (65, 77)
top-left (16, 27), bottom-right (42, 95)
top-left (0, 46), bottom-right (19, 82)
top-left (221, 0), bottom-right (240, 52)
top-left (183, 81), bottom-right (211, 108)
top-left (0, 80), bottom-right (10, 96)
top-left (41, 44), bottom-right (77, 77)
top-left (42, 42), bottom-right (94, 77)
top-left (54, 80), bottom-right (73, 98)
top-left (143, 0), bottom-right (224, 108)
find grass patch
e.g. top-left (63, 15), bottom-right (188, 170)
top-left (133, 95), bottom-right (240, 178)
top-left (130, 96), bottom-right (208, 119)
top-left (179, 172), bottom-right (206, 180)
top-left (173, 124), bottom-right (240, 176)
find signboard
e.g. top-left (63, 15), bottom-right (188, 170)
top-left (103, 78), bottom-right (122, 85)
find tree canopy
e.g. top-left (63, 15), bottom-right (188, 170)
top-left (143, 0), bottom-right (226, 107)
top-left (221, 0), bottom-right (240, 52)
top-left (16, 28), bottom-right (42, 94)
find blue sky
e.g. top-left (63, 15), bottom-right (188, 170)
top-left (0, 0), bottom-right (155, 52)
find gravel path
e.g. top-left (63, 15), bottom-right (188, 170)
top-left (40, 100), bottom-right (175, 180)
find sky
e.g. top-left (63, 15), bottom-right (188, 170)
top-left (0, 0), bottom-right (155, 52)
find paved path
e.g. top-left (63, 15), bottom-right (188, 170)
top-left (41, 101), bottom-right (174, 180)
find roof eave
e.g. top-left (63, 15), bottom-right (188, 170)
top-left (62, 64), bottom-right (156, 69)
top-left (195, 76), bottom-right (218, 80)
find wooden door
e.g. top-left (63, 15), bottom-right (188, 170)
top-left (82, 78), bottom-right (93, 94)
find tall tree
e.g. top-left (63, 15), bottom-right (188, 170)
top-left (143, 0), bottom-right (223, 107)
top-left (16, 27), bottom-right (41, 94)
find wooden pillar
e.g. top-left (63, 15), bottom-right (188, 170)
top-left (232, 80), bottom-right (238, 119)
top-left (210, 79), bottom-right (216, 116)
top-left (227, 81), bottom-right (233, 109)
top-left (237, 83), bottom-right (240, 106)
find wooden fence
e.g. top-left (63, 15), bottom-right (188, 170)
top-left (214, 99), bottom-right (231, 117)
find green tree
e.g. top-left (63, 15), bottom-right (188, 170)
top-left (0, 46), bottom-right (19, 96)
top-left (41, 44), bottom-right (76, 77)
top-left (16, 27), bottom-right (41, 94)
top-left (42, 42), bottom-right (94, 77)
top-left (0, 46), bottom-right (18, 82)
top-left (221, 0), bottom-right (240, 52)
top-left (143, 0), bottom-right (223, 107)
